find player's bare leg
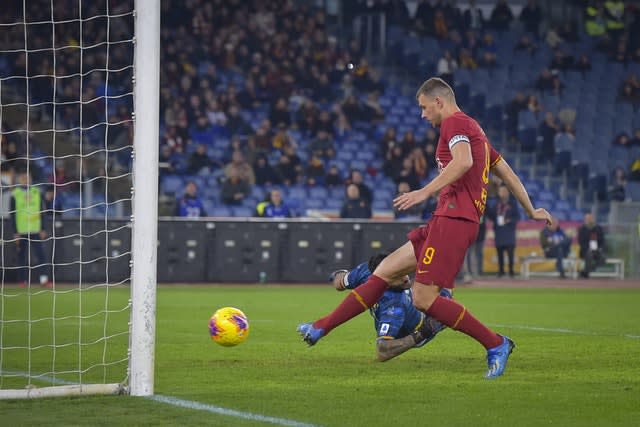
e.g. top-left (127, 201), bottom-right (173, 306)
top-left (412, 282), bottom-right (515, 378)
top-left (297, 242), bottom-right (416, 345)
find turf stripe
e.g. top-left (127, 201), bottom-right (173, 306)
top-left (148, 394), bottom-right (321, 427)
top-left (488, 323), bottom-right (640, 339)
top-left (4, 370), bottom-right (321, 427)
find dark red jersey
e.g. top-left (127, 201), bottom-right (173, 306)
top-left (433, 111), bottom-right (502, 223)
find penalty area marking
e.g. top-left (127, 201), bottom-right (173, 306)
top-left (147, 395), bottom-right (322, 427)
top-left (488, 323), bottom-right (640, 339)
top-left (4, 371), bottom-right (322, 427)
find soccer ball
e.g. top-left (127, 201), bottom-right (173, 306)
top-left (209, 307), bottom-right (250, 347)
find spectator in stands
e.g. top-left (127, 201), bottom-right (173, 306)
top-left (514, 35), bottom-right (538, 56)
top-left (384, 144), bottom-right (405, 179)
top-left (414, 0), bottom-right (435, 36)
top-left (395, 157), bottom-right (421, 191)
top-left (306, 154), bottom-right (326, 186)
top-left (459, 48), bottom-right (478, 69)
top-left (609, 167), bottom-right (627, 201)
top-left (630, 155), bottom-right (640, 181)
top-left (519, 0), bottom-right (542, 36)
top-left (341, 95), bottom-right (362, 126)
top-left (335, 113), bottom-right (352, 140)
top-left (175, 181), bottom-right (207, 218)
top-left (527, 94), bottom-right (544, 116)
top-left (489, 0), bottom-right (514, 32)
top-left (424, 141), bottom-right (438, 172)
top-left (631, 129), bottom-right (640, 147)
top-left (574, 53), bottom-right (592, 76)
top-left (488, 185), bottom-right (520, 278)
top-left (394, 181), bottom-right (423, 220)
top-left (11, 170), bottom-right (50, 288)
top-left (221, 169), bottom-right (251, 206)
top-left (604, 0), bottom-right (625, 43)
top-left (506, 91), bottom-right (528, 141)
top-left (550, 49), bottom-right (573, 71)
top-left (585, 2), bottom-right (607, 38)
top-left (612, 132), bottom-right (631, 148)
top-left (578, 213), bottom-right (605, 278)
top-left (540, 219), bottom-right (572, 278)
top-left (325, 164), bottom-right (343, 187)
top-left (206, 99), bottom-right (227, 127)
top-left (269, 98), bottom-right (291, 128)
top-left (263, 189), bottom-right (292, 218)
top-left (433, 9), bottom-right (448, 39)
top-left (272, 124), bottom-right (294, 152)
top-left (538, 112), bottom-right (560, 163)
top-left (43, 186), bottom-right (62, 218)
top-left (618, 80), bottom-right (640, 107)
top-left (187, 144), bottom-right (213, 175)
top-left (274, 155), bottom-right (297, 186)
top-left (347, 169), bottom-right (373, 204)
top-left (340, 184), bottom-right (371, 219)
top-left (437, 50), bottom-right (458, 87)
top-left (400, 131), bottom-right (418, 156)
top-left (361, 93), bottom-right (385, 124)
top-left (379, 127), bottom-right (398, 155)
top-left (545, 25), bottom-right (564, 49)
top-left (226, 104), bottom-right (253, 136)
top-left (254, 155), bottom-right (281, 186)
top-left (463, 0), bottom-right (485, 31)
top-left (535, 68), bottom-right (561, 93)
top-left (410, 147), bottom-right (429, 180)
top-left (478, 33), bottom-right (498, 68)
top-left (309, 130), bottom-right (336, 159)
top-left (558, 21), bottom-right (580, 43)
top-left (224, 150), bottom-right (255, 185)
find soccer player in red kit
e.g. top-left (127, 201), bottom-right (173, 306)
top-left (298, 77), bottom-right (552, 378)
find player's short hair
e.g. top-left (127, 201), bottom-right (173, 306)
top-left (368, 252), bottom-right (391, 272)
top-left (415, 77), bottom-right (455, 102)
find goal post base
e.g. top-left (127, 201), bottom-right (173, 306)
top-left (0, 383), bottom-right (126, 400)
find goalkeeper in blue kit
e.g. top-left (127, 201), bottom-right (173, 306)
top-left (327, 253), bottom-right (452, 361)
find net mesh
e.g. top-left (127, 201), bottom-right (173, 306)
top-left (0, 0), bottom-right (135, 391)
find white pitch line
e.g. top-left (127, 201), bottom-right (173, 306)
top-left (3, 370), bottom-right (322, 427)
top-left (148, 394), bottom-right (322, 427)
top-left (488, 323), bottom-right (640, 339)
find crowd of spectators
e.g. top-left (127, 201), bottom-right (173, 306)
top-left (2, 0), bottom-right (640, 220)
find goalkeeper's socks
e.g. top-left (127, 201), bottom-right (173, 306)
top-left (313, 274), bottom-right (389, 334)
top-left (426, 296), bottom-right (502, 350)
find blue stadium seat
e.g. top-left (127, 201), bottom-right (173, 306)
top-left (326, 198), bottom-right (343, 210)
top-left (308, 187), bottom-right (329, 199)
top-left (231, 206), bottom-right (253, 217)
top-left (626, 182), bottom-right (640, 201)
top-left (517, 127), bottom-right (538, 152)
top-left (210, 206), bottom-right (232, 217)
top-left (286, 186), bottom-right (307, 200)
top-left (161, 175), bottom-right (183, 194)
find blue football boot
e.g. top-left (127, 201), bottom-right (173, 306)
top-left (485, 335), bottom-right (516, 379)
top-left (296, 322), bottom-right (325, 346)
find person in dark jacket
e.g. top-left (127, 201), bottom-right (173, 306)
top-left (465, 214), bottom-right (487, 281)
top-left (577, 213), bottom-right (605, 278)
top-left (340, 184), bottom-right (371, 219)
top-left (540, 220), bottom-right (572, 278)
top-left (488, 185), bottom-right (520, 277)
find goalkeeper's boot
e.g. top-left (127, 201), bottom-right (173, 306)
top-left (414, 288), bottom-right (452, 347)
top-left (485, 335), bottom-right (516, 379)
top-left (296, 322), bottom-right (325, 346)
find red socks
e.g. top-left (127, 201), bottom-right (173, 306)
top-left (426, 296), bottom-right (502, 349)
top-left (313, 274), bottom-right (389, 334)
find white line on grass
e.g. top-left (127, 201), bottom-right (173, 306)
top-left (4, 370), bottom-right (322, 427)
top-left (488, 323), bottom-right (640, 339)
top-left (148, 394), bottom-right (321, 427)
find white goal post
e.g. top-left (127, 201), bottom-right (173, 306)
top-left (0, 0), bottom-right (159, 399)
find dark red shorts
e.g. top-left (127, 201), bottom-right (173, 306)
top-left (407, 216), bottom-right (479, 289)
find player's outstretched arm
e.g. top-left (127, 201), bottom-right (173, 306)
top-left (376, 335), bottom-right (422, 362)
top-left (491, 158), bottom-right (553, 224)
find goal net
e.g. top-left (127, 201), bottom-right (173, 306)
top-left (0, 0), bottom-right (158, 398)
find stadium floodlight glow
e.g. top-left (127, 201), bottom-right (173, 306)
top-left (0, 0), bottom-right (159, 399)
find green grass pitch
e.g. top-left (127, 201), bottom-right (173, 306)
top-left (1, 285), bottom-right (639, 426)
